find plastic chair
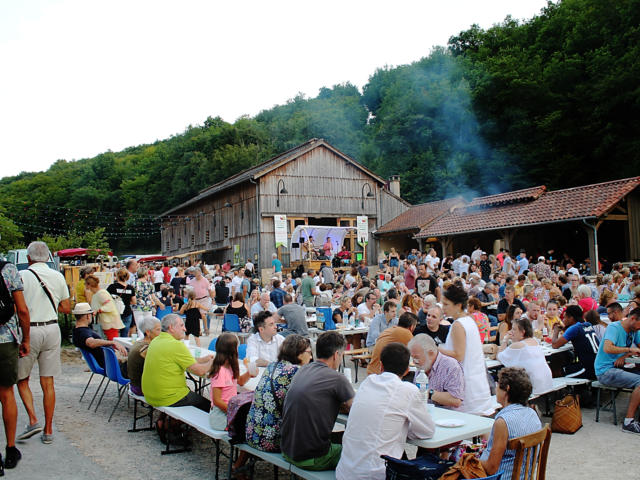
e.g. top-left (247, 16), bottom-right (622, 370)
top-left (79, 349), bottom-right (107, 410)
top-left (316, 307), bottom-right (336, 330)
top-left (508, 425), bottom-right (551, 480)
top-left (223, 313), bottom-right (241, 332)
top-left (208, 337), bottom-right (217, 352)
top-left (98, 347), bottom-right (131, 422)
top-left (238, 343), bottom-right (247, 360)
top-left (155, 306), bottom-right (172, 320)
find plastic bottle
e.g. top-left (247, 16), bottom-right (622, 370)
top-left (415, 370), bottom-right (429, 400)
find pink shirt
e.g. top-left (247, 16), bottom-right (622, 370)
top-left (210, 365), bottom-right (237, 406)
top-left (187, 276), bottom-right (210, 299)
top-left (578, 297), bottom-right (597, 313)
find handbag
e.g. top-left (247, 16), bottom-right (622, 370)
top-left (551, 394), bottom-right (582, 433)
top-left (382, 453), bottom-right (454, 480)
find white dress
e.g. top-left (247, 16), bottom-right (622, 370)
top-left (497, 343), bottom-right (553, 395)
top-left (443, 316), bottom-right (494, 415)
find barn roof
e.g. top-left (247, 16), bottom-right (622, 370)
top-left (159, 139), bottom-right (388, 216)
top-left (375, 197), bottom-right (464, 235)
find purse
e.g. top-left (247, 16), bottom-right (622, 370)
top-left (551, 394), bottom-right (582, 433)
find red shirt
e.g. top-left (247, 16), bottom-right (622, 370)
top-left (162, 266), bottom-right (170, 283)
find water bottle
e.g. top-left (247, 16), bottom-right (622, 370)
top-left (415, 370), bottom-right (429, 401)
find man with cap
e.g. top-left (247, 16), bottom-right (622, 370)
top-left (531, 256), bottom-right (552, 279)
top-left (71, 303), bottom-right (128, 377)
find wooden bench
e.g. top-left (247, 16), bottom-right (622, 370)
top-left (341, 347), bottom-right (369, 369)
top-left (234, 443), bottom-right (336, 480)
top-left (592, 381), bottom-right (634, 425)
top-left (157, 406), bottom-right (232, 480)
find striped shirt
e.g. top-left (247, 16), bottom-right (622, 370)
top-left (481, 403), bottom-right (541, 479)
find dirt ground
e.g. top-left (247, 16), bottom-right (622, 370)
top-left (2, 347), bottom-right (638, 480)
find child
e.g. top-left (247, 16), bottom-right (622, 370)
top-left (209, 333), bottom-right (256, 430)
top-left (179, 289), bottom-right (207, 347)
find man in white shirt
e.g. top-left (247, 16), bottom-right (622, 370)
top-left (17, 242), bottom-right (71, 444)
top-left (357, 292), bottom-right (379, 323)
top-left (566, 262), bottom-right (580, 277)
top-left (229, 269), bottom-right (243, 298)
top-left (425, 248), bottom-right (440, 275)
top-left (336, 342), bottom-right (435, 480)
top-left (523, 301), bottom-right (544, 331)
top-left (125, 258), bottom-right (139, 286)
top-left (250, 292), bottom-right (277, 317)
top-left (244, 260), bottom-right (254, 274)
top-left (168, 263), bottom-right (178, 281)
top-left (246, 311), bottom-right (284, 367)
top-left (471, 245), bottom-right (483, 264)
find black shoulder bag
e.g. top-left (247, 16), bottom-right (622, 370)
top-left (28, 269), bottom-right (57, 314)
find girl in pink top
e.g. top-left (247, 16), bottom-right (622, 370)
top-left (209, 333), bottom-right (255, 430)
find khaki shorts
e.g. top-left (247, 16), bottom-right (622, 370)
top-left (18, 323), bottom-right (61, 380)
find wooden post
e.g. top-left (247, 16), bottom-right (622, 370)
top-left (583, 220), bottom-right (600, 274)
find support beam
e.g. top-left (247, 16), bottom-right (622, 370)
top-left (582, 220), bottom-right (600, 275)
top-left (500, 229), bottom-right (516, 253)
top-left (439, 237), bottom-right (451, 258)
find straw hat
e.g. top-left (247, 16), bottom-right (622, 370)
top-left (72, 302), bottom-right (93, 315)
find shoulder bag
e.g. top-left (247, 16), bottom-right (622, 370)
top-left (28, 268), bottom-right (57, 315)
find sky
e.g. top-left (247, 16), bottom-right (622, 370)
top-left (0, 0), bottom-right (550, 178)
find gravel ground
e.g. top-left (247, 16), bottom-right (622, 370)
top-left (2, 346), bottom-right (638, 480)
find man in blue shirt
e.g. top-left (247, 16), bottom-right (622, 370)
top-left (366, 302), bottom-right (398, 347)
top-left (551, 305), bottom-right (599, 380)
top-left (593, 308), bottom-right (640, 434)
top-left (269, 279), bottom-right (286, 309)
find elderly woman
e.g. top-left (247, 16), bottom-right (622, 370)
top-left (480, 367), bottom-right (542, 478)
top-left (576, 284), bottom-right (597, 312)
top-left (439, 285), bottom-right (494, 415)
top-left (245, 335), bottom-right (312, 452)
top-left (497, 318), bottom-right (553, 395)
top-left (127, 316), bottom-right (162, 396)
top-left (85, 274), bottom-right (125, 341)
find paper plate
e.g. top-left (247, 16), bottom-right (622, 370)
top-left (435, 419), bottom-right (465, 428)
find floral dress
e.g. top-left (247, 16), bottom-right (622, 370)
top-left (245, 361), bottom-right (299, 452)
top-left (135, 280), bottom-right (156, 311)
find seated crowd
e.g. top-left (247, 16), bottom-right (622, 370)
top-left (71, 246), bottom-right (640, 478)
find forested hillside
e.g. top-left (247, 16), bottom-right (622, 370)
top-left (1, 0), bottom-right (639, 252)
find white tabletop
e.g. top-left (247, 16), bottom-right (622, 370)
top-left (337, 405), bottom-right (494, 449)
top-left (113, 336), bottom-right (265, 391)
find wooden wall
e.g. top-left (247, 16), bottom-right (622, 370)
top-left (629, 190), bottom-right (640, 261)
top-left (161, 182), bottom-right (259, 265)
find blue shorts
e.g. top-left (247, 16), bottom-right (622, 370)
top-left (598, 368), bottom-right (640, 389)
top-left (389, 258), bottom-right (399, 267)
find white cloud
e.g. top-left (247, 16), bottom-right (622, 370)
top-left (0, 0), bottom-right (549, 176)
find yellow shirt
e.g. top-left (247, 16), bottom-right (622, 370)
top-left (546, 316), bottom-right (563, 330)
top-left (514, 284), bottom-right (525, 298)
top-left (76, 279), bottom-right (86, 303)
top-left (142, 332), bottom-right (195, 407)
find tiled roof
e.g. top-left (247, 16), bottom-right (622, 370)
top-left (417, 176), bottom-right (640, 238)
top-left (466, 185), bottom-right (546, 208)
top-left (376, 197), bottom-right (463, 235)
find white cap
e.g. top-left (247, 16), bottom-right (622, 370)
top-left (72, 302), bottom-right (93, 315)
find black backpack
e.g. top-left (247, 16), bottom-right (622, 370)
top-left (0, 261), bottom-right (16, 325)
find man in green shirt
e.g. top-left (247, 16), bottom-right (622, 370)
top-left (141, 314), bottom-right (213, 411)
top-left (301, 271), bottom-right (318, 307)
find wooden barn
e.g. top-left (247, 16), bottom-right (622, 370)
top-left (159, 139), bottom-right (409, 274)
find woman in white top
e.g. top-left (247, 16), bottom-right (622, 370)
top-left (439, 285), bottom-right (494, 416)
top-left (497, 318), bottom-right (553, 395)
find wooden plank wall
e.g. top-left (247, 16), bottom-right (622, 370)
top-left (161, 182), bottom-right (259, 265)
top-left (629, 190), bottom-right (640, 261)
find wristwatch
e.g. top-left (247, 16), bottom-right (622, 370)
top-left (428, 389), bottom-right (435, 400)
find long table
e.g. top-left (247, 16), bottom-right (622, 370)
top-left (337, 405), bottom-right (494, 449)
top-left (114, 337), bottom-right (265, 391)
top-left (485, 342), bottom-right (573, 369)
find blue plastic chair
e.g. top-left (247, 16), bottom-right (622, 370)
top-left (238, 343), bottom-right (247, 360)
top-left (476, 472), bottom-right (503, 480)
top-left (316, 307), bottom-right (336, 330)
top-left (155, 306), bottom-right (172, 320)
top-left (79, 349), bottom-right (107, 410)
top-left (208, 337), bottom-right (217, 352)
top-left (99, 347), bottom-right (131, 422)
top-left (222, 313), bottom-right (241, 332)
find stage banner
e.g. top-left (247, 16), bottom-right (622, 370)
top-left (274, 215), bottom-right (288, 248)
top-left (356, 215), bottom-right (368, 246)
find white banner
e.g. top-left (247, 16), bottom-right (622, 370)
top-left (356, 215), bottom-right (368, 245)
top-left (274, 215), bottom-right (288, 248)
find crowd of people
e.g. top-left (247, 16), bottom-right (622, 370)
top-left (2, 240), bottom-right (640, 478)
